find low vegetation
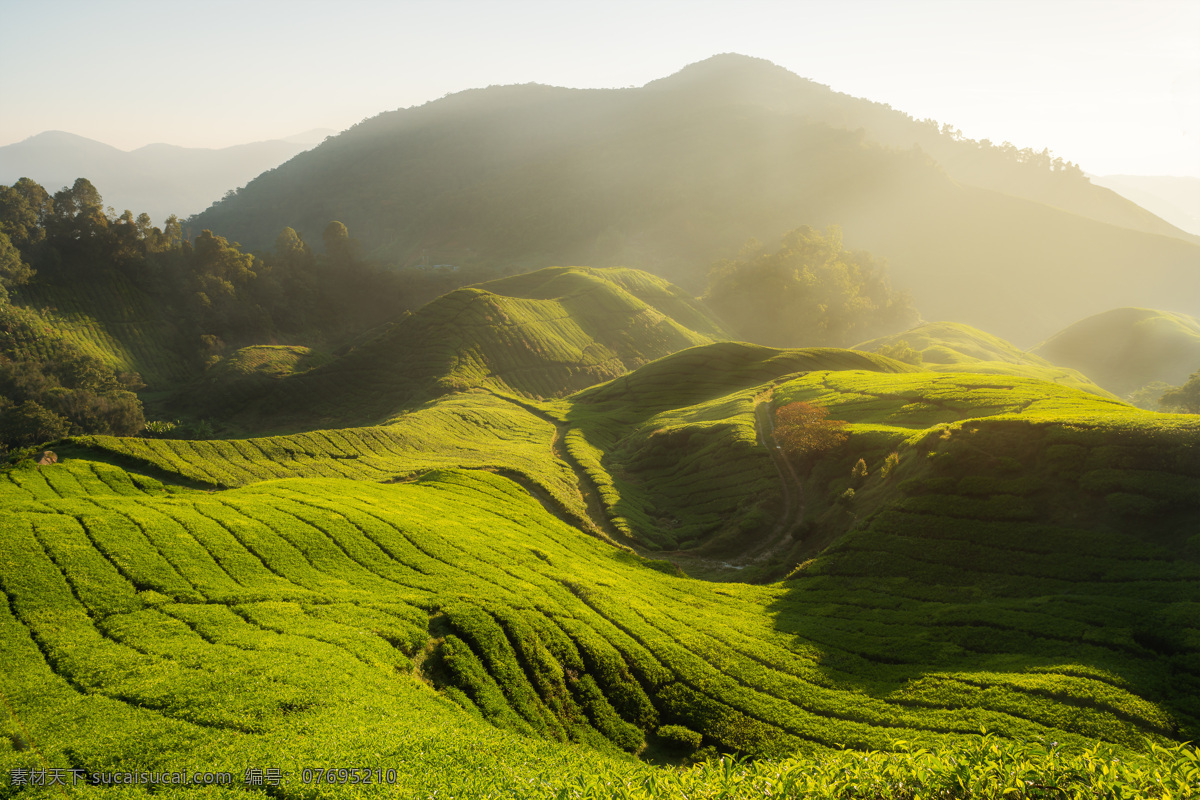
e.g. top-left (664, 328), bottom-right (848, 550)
top-left (855, 320), bottom-right (1114, 398)
top-left (0, 175), bottom-right (1196, 797)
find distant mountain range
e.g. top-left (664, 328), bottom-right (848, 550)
top-left (186, 54), bottom-right (1200, 345)
top-left (0, 129), bottom-right (335, 222)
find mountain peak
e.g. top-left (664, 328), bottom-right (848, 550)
top-left (641, 53), bottom-right (825, 110)
top-left (14, 130), bottom-right (123, 153)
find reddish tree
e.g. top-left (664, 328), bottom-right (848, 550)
top-left (774, 401), bottom-right (848, 462)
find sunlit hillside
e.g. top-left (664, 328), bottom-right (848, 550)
top-left (1032, 307), bottom-right (1200, 398)
top-left (4, 37), bottom-right (1200, 798)
top-left (4, 338), bottom-right (1197, 797)
top-left (188, 55), bottom-right (1200, 344)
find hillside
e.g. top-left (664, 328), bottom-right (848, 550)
top-left (14, 271), bottom-right (194, 389)
top-left (214, 266), bottom-right (730, 430)
top-left (187, 55), bottom-right (1200, 345)
top-left (4, 339), bottom-right (1198, 796)
top-left (0, 130), bottom-right (326, 222)
top-left (1032, 308), bottom-right (1200, 398)
top-left (1091, 175), bottom-right (1200, 237)
top-left (854, 321), bottom-right (1115, 398)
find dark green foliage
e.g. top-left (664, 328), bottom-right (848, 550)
top-left (0, 230), bottom-right (34, 295)
top-left (656, 724), bottom-right (703, 752)
top-left (1160, 368), bottom-right (1200, 413)
top-left (0, 399), bottom-right (70, 450)
top-left (0, 297), bottom-right (146, 452)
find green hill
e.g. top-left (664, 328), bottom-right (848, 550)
top-left (187, 55), bottom-right (1200, 345)
top-left (4, 258), bottom-right (1200, 796)
top-left (223, 266), bottom-right (728, 430)
top-left (4, 346), bottom-right (1198, 796)
top-left (855, 321), bottom-right (1115, 398)
top-left (1032, 307), bottom-right (1200, 398)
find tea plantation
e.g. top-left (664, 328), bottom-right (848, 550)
top-left (2, 338), bottom-right (1198, 797)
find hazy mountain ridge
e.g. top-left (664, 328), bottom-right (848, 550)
top-left (0, 129), bottom-right (333, 222)
top-left (1090, 175), bottom-right (1200, 237)
top-left (187, 54), bottom-right (1200, 345)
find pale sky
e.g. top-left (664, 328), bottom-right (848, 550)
top-left (2, 0), bottom-right (1198, 177)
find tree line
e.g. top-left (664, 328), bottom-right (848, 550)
top-left (0, 177), bottom-right (482, 454)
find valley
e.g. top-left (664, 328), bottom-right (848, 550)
top-left (1, 51), bottom-right (1199, 799)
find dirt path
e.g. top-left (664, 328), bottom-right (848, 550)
top-left (748, 387), bottom-right (806, 562)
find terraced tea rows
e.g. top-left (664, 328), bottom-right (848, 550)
top-left (219, 267), bottom-right (729, 429)
top-left (16, 274), bottom-right (192, 387)
top-left (855, 321), bottom-right (1114, 398)
top-left (1, 459), bottom-right (1196, 798)
top-left (3, 340), bottom-right (1199, 797)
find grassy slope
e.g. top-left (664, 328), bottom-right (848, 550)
top-left (9, 348), bottom-right (1194, 793)
top-left (854, 321), bottom-right (1116, 398)
top-left (559, 343), bottom-right (915, 553)
top-left (1, 411), bottom-right (1197, 796)
top-left (1031, 307), bottom-right (1200, 396)
top-left (225, 266), bottom-right (728, 430)
top-left (13, 273), bottom-right (192, 388)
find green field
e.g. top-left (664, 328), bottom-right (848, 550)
top-left (3, 335), bottom-right (1198, 797)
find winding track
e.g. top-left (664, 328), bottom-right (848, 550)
top-left (745, 387), bottom-right (806, 563)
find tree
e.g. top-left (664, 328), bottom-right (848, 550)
top-left (704, 225), bottom-right (918, 347)
top-left (0, 230), bottom-right (35, 295)
top-left (876, 339), bottom-right (923, 365)
top-left (0, 400), bottom-right (71, 452)
top-left (773, 401), bottom-right (848, 466)
top-left (322, 220), bottom-right (358, 269)
top-left (186, 230), bottom-right (264, 343)
top-left (0, 179), bottom-right (54, 270)
top-left (46, 178), bottom-right (109, 269)
top-left (1160, 370), bottom-right (1200, 414)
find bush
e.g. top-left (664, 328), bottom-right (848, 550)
top-left (656, 724), bottom-right (703, 753)
top-left (851, 458), bottom-right (868, 483)
top-left (0, 399), bottom-right (70, 451)
top-left (880, 451), bottom-right (899, 479)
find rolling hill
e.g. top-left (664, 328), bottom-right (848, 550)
top-left (854, 321), bottom-right (1115, 398)
top-left (1032, 307), bottom-right (1200, 398)
top-left (208, 266), bottom-right (730, 430)
top-left (3, 260), bottom-right (1200, 796)
top-left (3, 341), bottom-right (1197, 796)
top-left (187, 54), bottom-right (1200, 345)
